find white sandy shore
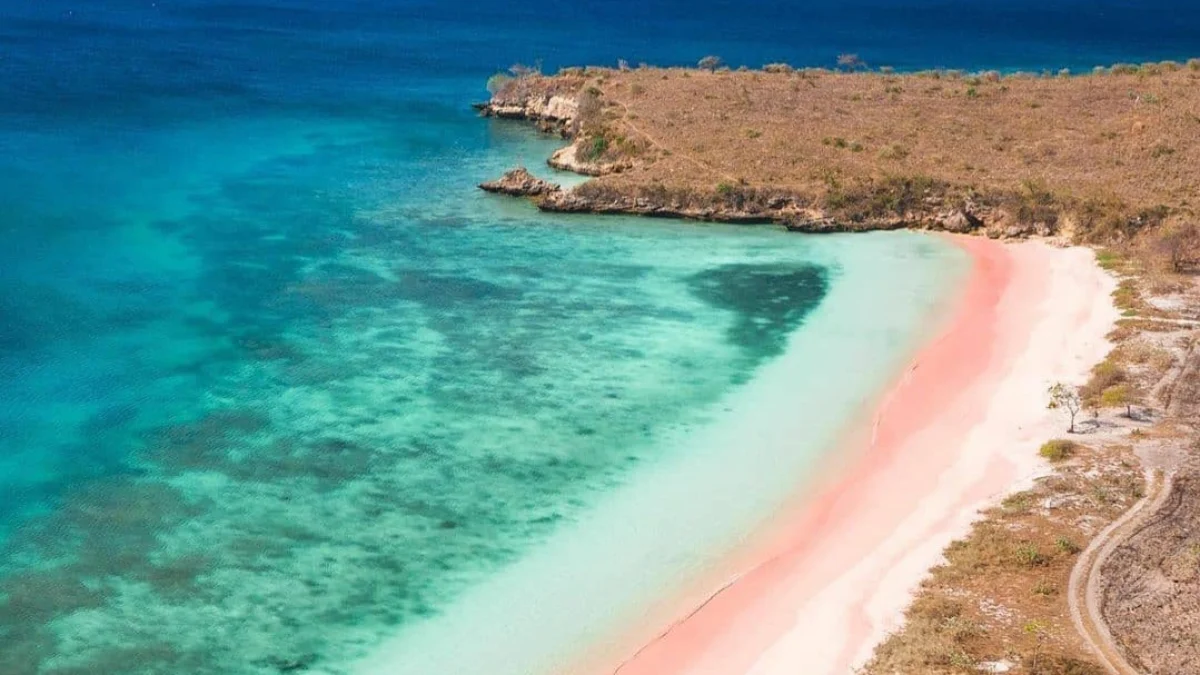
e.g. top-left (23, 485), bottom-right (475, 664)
top-left (614, 238), bottom-right (1119, 675)
top-left (754, 241), bottom-right (1118, 675)
top-left (347, 236), bottom-right (1116, 675)
top-left (346, 233), bottom-right (969, 675)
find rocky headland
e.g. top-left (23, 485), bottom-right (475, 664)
top-left (476, 62), bottom-right (1200, 242)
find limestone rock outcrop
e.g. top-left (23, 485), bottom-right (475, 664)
top-left (479, 168), bottom-right (562, 197)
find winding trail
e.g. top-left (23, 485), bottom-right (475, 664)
top-left (1068, 469), bottom-right (1174, 675)
top-left (601, 92), bottom-right (741, 184)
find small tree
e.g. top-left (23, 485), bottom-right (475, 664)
top-left (1023, 619), bottom-right (1049, 673)
top-left (837, 53), bottom-right (867, 71)
top-left (1100, 384), bottom-right (1138, 418)
top-left (508, 61), bottom-right (541, 78)
top-left (1150, 221), bottom-right (1200, 272)
top-left (698, 55), bottom-right (723, 72)
top-left (1047, 382), bottom-right (1082, 433)
top-left (486, 73), bottom-right (513, 95)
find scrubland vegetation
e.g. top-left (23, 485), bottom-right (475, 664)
top-left (864, 442), bottom-right (1143, 675)
top-left (484, 57), bottom-right (1200, 674)
top-left (489, 60), bottom-right (1200, 259)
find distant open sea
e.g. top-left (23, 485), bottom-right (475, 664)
top-left (1, 1), bottom-right (1197, 673)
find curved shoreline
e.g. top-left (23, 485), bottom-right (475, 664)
top-left (349, 232), bottom-right (971, 675)
top-left (601, 236), bottom-right (1118, 675)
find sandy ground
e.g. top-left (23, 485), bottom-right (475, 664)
top-left (608, 237), bottom-right (1119, 675)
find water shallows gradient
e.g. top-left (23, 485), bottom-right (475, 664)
top-left (4, 0), bottom-right (1196, 672)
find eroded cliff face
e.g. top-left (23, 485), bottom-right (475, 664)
top-left (477, 77), bottom-right (633, 177)
top-left (480, 94), bottom-right (579, 129)
top-left (535, 186), bottom-right (1000, 235)
top-left (475, 76), bottom-right (584, 135)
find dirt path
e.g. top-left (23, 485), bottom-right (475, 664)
top-left (602, 93), bottom-right (741, 184)
top-left (1068, 469), bottom-right (1174, 675)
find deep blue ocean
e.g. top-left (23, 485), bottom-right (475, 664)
top-left (2, 1), bottom-right (1198, 673)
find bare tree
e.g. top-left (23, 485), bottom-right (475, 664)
top-left (1048, 382), bottom-right (1083, 433)
top-left (1150, 221), bottom-right (1200, 272)
top-left (508, 61), bottom-right (542, 78)
top-left (698, 55), bottom-right (723, 72)
top-left (837, 53), bottom-right (867, 71)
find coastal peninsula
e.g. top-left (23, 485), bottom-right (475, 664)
top-left (477, 61), bottom-right (1200, 675)
top-left (479, 61), bottom-right (1199, 241)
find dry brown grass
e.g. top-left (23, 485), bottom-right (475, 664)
top-left (506, 65), bottom-right (1200, 242)
top-left (863, 444), bottom-right (1143, 675)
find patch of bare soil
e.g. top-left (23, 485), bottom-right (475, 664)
top-left (1101, 475), bottom-right (1200, 675)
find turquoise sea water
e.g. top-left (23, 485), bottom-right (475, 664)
top-left (2, 1), bottom-right (1198, 673)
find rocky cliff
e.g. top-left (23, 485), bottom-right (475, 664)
top-left (475, 73), bottom-right (1060, 239)
top-left (474, 76), bottom-right (584, 136)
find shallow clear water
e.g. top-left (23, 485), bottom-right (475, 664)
top-left (2, 1), bottom-right (1197, 673)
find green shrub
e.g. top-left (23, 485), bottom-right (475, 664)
top-left (1082, 360), bottom-right (1128, 403)
top-left (1111, 279), bottom-right (1138, 311)
top-left (1055, 537), bottom-right (1081, 554)
top-left (582, 135), bottom-right (609, 161)
top-left (822, 174), bottom-right (942, 222)
top-left (1094, 249), bottom-right (1123, 270)
top-left (1039, 439), bottom-right (1076, 462)
top-left (1015, 543), bottom-right (1048, 567)
top-left (1099, 384), bottom-right (1135, 416)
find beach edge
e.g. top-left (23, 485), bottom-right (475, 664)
top-left (602, 235), bottom-right (1119, 675)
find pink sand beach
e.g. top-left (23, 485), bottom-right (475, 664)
top-left (602, 236), bottom-right (1118, 675)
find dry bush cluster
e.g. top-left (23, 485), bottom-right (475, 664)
top-left (863, 445), bottom-right (1143, 675)
top-left (574, 180), bottom-right (809, 215)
